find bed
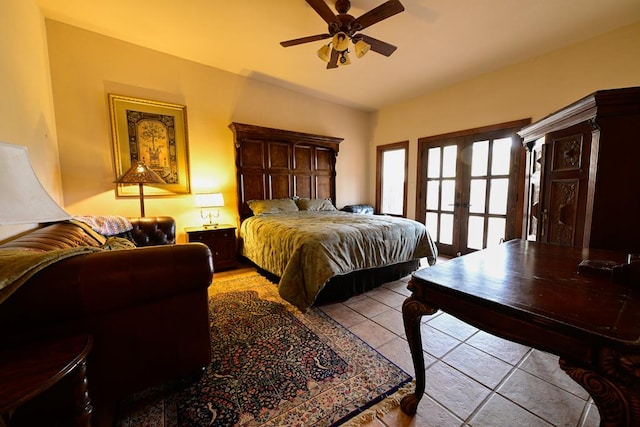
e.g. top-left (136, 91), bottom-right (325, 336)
top-left (230, 122), bottom-right (437, 311)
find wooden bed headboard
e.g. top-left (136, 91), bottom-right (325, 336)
top-left (229, 122), bottom-right (343, 220)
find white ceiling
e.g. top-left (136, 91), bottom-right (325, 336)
top-left (36, 0), bottom-right (640, 111)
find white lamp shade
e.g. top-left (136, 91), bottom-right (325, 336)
top-left (0, 142), bottom-right (71, 225)
top-left (195, 193), bottom-right (224, 208)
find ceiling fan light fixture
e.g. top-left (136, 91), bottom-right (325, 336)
top-left (338, 50), bottom-right (351, 66)
top-left (317, 44), bottom-right (331, 62)
top-left (279, 0), bottom-right (405, 69)
top-left (332, 32), bottom-right (350, 52)
top-left (354, 39), bottom-right (371, 58)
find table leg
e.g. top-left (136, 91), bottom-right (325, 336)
top-left (559, 348), bottom-right (640, 427)
top-left (70, 359), bottom-right (92, 427)
top-left (400, 294), bottom-right (438, 415)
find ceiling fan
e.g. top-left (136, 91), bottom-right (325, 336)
top-left (280, 0), bottom-right (405, 69)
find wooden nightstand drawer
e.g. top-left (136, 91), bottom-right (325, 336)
top-left (185, 225), bottom-right (237, 271)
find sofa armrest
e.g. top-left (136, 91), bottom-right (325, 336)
top-left (0, 243), bottom-right (213, 332)
top-left (129, 216), bottom-right (176, 246)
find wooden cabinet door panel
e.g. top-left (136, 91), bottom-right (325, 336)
top-left (540, 126), bottom-right (592, 246)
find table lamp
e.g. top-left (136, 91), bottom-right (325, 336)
top-left (195, 193), bottom-right (224, 228)
top-left (0, 142), bottom-right (71, 225)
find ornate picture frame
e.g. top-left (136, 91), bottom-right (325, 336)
top-left (108, 94), bottom-right (191, 197)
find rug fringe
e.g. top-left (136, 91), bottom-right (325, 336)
top-left (342, 380), bottom-right (415, 426)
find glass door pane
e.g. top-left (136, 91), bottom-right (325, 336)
top-left (381, 149), bottom-right (405, 215)
top-left (424, 143), bottom-right (458, 253)
top-left (461, 136), bottom-right (514, 252)
top-left (467, 216), bottom-right (484, 250)
top-left (491, 137), bottom-right (512, 174)
top-left (469, 179), bottom-right (486, 214)
top-left (489, 178), bottom-right (509, 215)
top-left (471, 141), bottom-right (489, 176)
top-left (376, 141), bottom-right (408, 217)
top-left (417, 121), bottom-right (525, 257)
top-left (487, 217), bottom-right (506, 247)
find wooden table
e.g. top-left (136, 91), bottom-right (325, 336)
top-left (0, 334), bottom-right (93, 426)
top-left (401, 239), bottom-right (640, 426)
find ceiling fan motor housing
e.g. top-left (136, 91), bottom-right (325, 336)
top-left (329, 13), bottom-right (359, 35)
top-left (335, 0), bottom-right (351, 14)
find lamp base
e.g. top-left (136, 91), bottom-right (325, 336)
top-left (200, 208), bottom-right (220, 228)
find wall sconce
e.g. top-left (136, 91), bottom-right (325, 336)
top-left (195, 193), bottom-right (224, 228)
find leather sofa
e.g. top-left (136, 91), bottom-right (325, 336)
top-left (0, 216), bottom-right (214, 415)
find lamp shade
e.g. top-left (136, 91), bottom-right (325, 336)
top-left (114, 161), bottom-right (166, 184)
top-left (332, 32), bottom-right (349, 52)
top-left (114, 161), bottom-right (166, 217)
top-left (354, 39), bottom-right (371, 58)
top-left (0, 142), bottom-right (71, 225)
top-left (195, 193), bottom-right (224, 208)
top-left (317, 44), bottom-right (331, 62)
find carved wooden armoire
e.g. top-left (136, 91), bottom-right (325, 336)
top-left (519, 87), bottom-right (640, 252)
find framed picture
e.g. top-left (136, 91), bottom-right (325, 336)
top-left (109, 94), bottom-right (191, 197)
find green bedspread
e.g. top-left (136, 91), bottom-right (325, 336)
top-left (0, 246), bottom-right (102, 304)
top-left (0, 236), bottom-right (134, 304)
top-left (239, 211), bottom-right (438, 311)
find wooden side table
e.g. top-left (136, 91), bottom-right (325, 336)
top-left (186, 224), bottom-right (237, 271)
top-left (0, 334), bottom-right (93, 427)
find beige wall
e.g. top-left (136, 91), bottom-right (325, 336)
top-left (0, 0), bottom-right (62, 241)
top-left (372, 22), bottom-right (640, 220)
top-left (3, 5), bottom-right (638, 245)
top-left (45, 21), bottom-right (372, 242)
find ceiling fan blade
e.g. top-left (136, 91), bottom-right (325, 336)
top-left (359, 34), bottom-right (397, 56)
top-left (353, 0), bottom-right (405, 31)
top-left (306, 0), bottom-right (338, 25)
top-left (280, 33), bottom-right (331, 47)
top-left (327, 48), bottom-right (339, 69)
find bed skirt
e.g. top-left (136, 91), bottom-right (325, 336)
top-left (249, 259), bottom-right (420, 306)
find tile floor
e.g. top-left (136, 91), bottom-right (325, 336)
top-left (317, 267), bottom-right (602, 427)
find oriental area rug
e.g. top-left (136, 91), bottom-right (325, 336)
top-left (115, 272), bottom-right (413, 426)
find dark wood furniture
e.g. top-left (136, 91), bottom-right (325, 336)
top-left (229, 122), bottom-right (427, 303)
top-left (401, 239), bottom-right (640, 426)
top-left (230, 122), bottom-right (343, 221)
top-left (519, 86), bottom-right (640, 252)
top-left (186, 224), bottom-right (237, 271)
top-left (0, 335), bottom-right (93, 427)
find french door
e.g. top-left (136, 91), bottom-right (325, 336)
top-left (416, 121), bottom-right (528, 257)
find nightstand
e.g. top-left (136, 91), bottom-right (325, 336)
top-left (185, 225), bottom-right (237, 271)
